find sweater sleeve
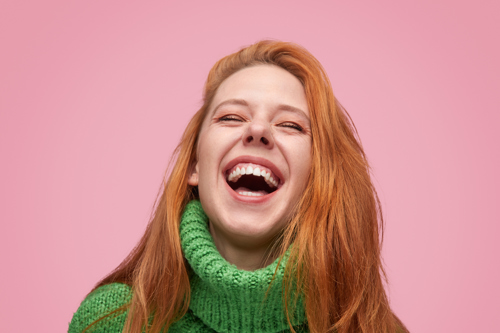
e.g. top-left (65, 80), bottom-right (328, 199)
top-left (68, 283), bottom-right (132, 333)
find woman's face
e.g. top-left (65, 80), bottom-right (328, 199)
top-left (189, 65), bottom-right (312, 249)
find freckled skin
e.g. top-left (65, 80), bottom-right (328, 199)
top-left (188, 65), bottom-right (312, 263)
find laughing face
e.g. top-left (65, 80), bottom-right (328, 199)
top-left (188, 64), bottom-right (312, 252)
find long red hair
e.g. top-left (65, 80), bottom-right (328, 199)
top-left (92, 40), bottom-right (408, 333)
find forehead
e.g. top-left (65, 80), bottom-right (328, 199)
top-left (208, 64), bottom-right (309, 117)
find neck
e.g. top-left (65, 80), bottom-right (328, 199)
top-left (209, 224), bottom-right (277, 270)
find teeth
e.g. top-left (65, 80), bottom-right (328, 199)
top-left (226, 164), bottom-right (280, 188)
top-left (238, 191), bottom-right (264, 197)
top-left (267, 176), bottom-right (277, 187)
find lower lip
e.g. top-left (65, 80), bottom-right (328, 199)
top-left (224, 180), bottom-right (278, 203)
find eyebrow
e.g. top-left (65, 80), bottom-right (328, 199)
top-left (211, 99), bottom-right (309, 120)
top-left (210, 99), bottom-right (249, 117)
top-left (275, 104), bottom-right (309, 120)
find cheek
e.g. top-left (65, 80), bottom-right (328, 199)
top-left (196, 130), bottom-right (240, 176)
top-left (297, 159), bottom-right (312, 187)
top-left (275, 135), bottom-right (312, 188)
top-left (284, 135), bottom-right (311, 159)
top-left (291, 140), bottom-right (312, 185)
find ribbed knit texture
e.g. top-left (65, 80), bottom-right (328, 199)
top-left (68, 283), bottom-right (131, 333)
top-left (68, 200), bottom-right (307, 332)
top-left (180, 200), bottom-right (306, 332)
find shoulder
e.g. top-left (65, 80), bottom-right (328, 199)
top-left (68, 283), bottom-right (132, 333)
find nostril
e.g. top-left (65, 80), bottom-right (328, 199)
top-left (246, 135), bottom-right (253, 143)
top-left (261, 137), bottom-right (269, 145)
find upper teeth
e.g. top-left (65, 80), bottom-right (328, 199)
top-left (227, 165), bottom-right (279, 188)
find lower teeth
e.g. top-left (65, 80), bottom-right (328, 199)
top-left (238, 191), bottom-right (264, 197)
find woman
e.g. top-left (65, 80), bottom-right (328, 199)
top-left (69, 41), bottom-right (408, 333)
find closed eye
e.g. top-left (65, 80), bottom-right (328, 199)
top-left (279, 122), bottom-right (303, 132)
top-left (219, 115), bottom-right (244, 122)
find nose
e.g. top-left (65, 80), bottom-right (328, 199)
top-left (243, 120), bottom-right (274, 149)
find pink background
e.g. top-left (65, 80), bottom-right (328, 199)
top-left (1, 1), bottom-right (499, 332)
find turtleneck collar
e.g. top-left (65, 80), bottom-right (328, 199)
top-left (179, 200), bottom-right (306, 333)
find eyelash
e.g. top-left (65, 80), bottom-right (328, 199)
top-left (219, 115), bottom-right (243, 122)
top-left (280, 122), bottom-right (303, 132)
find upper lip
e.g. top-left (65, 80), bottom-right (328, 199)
top-left (223, 155), bottom-right (284, 184)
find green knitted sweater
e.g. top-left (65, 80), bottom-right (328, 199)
top-left (68, 200), bottom-right (307, 332)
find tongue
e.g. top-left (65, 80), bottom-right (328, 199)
top-left (234, 187), bottom-right (269, 196)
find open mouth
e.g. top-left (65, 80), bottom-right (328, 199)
top-left (225, 163), bottom-right (281, 197)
